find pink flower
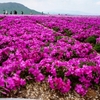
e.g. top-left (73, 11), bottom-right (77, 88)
top-left (20, 79), bottom-right (26, 86)
top-left (47, 76), bottom-right (55, 89)
top-left (35, 73), bottom-right (45, 82)
top-left (75, 84), bottom-right (87, 96)
top-left (6, 77), bottom-right (15, 90)
top-left (0, 78), bottom-right (5, 87)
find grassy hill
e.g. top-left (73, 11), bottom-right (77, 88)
top-left (0, 2), bottom-right (41, 14)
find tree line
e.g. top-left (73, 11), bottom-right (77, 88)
top-left (3, 10), bottom-right (24, 14)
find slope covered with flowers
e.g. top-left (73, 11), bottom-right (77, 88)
top-left (0, 15), bottom-right (100, 97)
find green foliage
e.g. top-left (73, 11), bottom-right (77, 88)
top-left (94, 44), bottom-right (100, 52)
top-left (20, 68), bottom-right (29, 79)
top-left (62, 29), bottom-right (72, 37)
top-left (68, 75), bottom-right (79, 88)
top-left (72, 51), bottom-right (78, 58)
top-left (46, 42), bottom-right (50, 46)
top-left (56, 66), bottom-right (67, 79)
top-left (53, 27), bottom-right (60, 32)
top-left (55, 36), bottom-right (62, 42)
top-left (79, 61), bottom-right (96, 68)
top-left (85, 36), bottom-right (96, 44)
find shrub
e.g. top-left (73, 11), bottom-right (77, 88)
top-left (94, 44), bottom-right (100, 52)
top-left (85, 36), bottom-right (96, 44)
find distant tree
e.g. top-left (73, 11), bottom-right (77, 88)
top-left (21, 11), bottom-right (24, 14)
top-left (3, 10), bottom-right (5, 14)
top-left (42, 12), bottom-right (43, 15)
top-left (14, 10), bottom-right (17, 14)
top-left (10, 11), bottom-right (12, 14)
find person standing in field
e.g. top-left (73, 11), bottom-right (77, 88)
top-left (5, 10), bottom-right (8, 14)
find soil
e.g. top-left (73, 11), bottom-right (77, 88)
top-left (5, 81), bottom-right (100, 100)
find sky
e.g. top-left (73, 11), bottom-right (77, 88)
top-left (0, 0), bottom-right (100, 15)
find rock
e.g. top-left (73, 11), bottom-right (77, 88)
top-left (86, 88), bottom-right (97, 98)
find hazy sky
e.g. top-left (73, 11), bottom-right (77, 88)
top-left (0, 0), bottom-right (100, 14)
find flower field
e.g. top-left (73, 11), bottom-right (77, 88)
top-left (0, 15), bottom-right (100, 97)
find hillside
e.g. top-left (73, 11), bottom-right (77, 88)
top-left (0, 2), bottom-right (41, 14)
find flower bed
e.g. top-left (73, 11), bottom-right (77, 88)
top-left (0, 15), bottom-right (100, 97)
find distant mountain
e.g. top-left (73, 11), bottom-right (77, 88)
top-left (0, 2), bottom-right (41, 14)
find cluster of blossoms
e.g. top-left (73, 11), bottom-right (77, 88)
top-left (32, 16), bottom-right (100, 42)
top-left (96, 37), bottom-right (100, 44)
top-left (47, 76), bottom-right (71, 93)
top-left (0, 15), bottom-right (100, 96)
